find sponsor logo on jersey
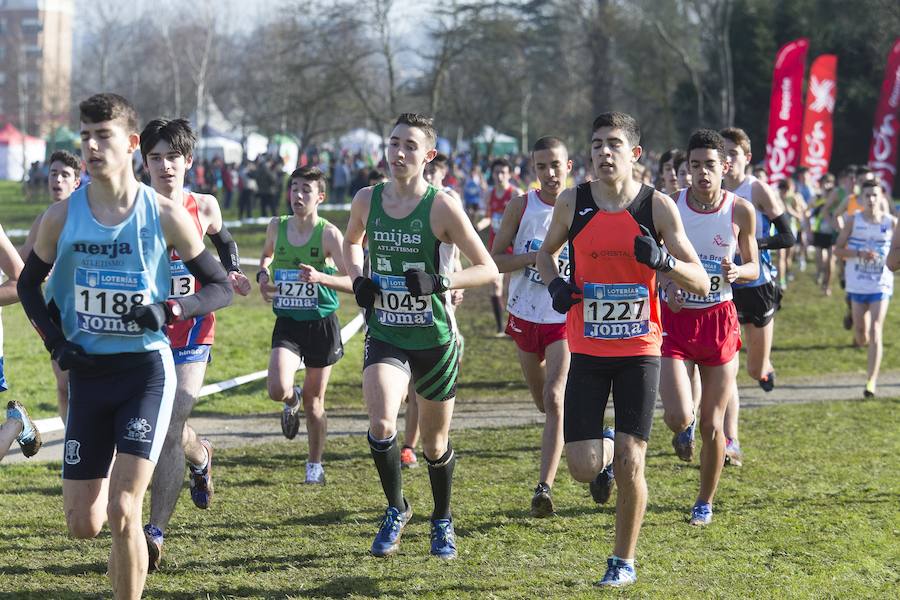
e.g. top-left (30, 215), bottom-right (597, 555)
top-left (72, 240), bottom-right (133, 259)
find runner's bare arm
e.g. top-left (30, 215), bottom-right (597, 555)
top-left (302, 224), bottom-right (353, 293)
top-left (831, 218), bottom-right (857, 259)
top-left (535, 188), bottom-right (575, 285)
top-left (475, 188), bottom-right (492, 231)
top-left (652, 193), bottom-right (710, 296)
top-left (18, 212), bottom-right (43, 260)
top-left (491, 195), bottom-right (534, 273)
top-left (730, 198), bottom-right (760, 283)
top-left (257, 218), bottom-right (279, 302)
top-left (342, 187), bottom-right (373, 280)
top-left (0, 225), bottom-right (24, 306)
top-left (433, 192), bottom-right (498, 288)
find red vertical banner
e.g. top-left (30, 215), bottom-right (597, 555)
top-left (799, 55), bottom-right (838, 182)
top-left (765, 38), bottom-right (810, 183)
top-left (868, 38), bottom-right (900, 197)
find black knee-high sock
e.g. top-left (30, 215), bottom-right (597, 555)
top-left (368, 431), bottom-right (404, 510)
top-left (490, 295), bottom-right (504, 332)
top-left (426, 443), bottom-right (455, 520)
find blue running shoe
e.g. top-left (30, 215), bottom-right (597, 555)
top-left (672, 421), bottom-right (695, 462)
top-left (190, 439), bottom-right (214, 509)
top-left (689, 501), bottom-right (713, 526)
top-left (602, 427), bottom-right (615, 441)
top-left (371, 501), bottom-right (412, 557)
top-left (430, 518), bottom-right (457, 560)
top-left (144, 523), bottom-right (164, 572)
top-left (6, 401), bottom-right (41, 458)
top-left (596, 557), bottom-right (636, 587)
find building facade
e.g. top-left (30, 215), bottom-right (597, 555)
top-left (0, 0), bottom-right (73, 137)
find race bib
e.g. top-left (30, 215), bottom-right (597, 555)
top-left (491, 212), bottom-right (504, 233)
top-left (682, 258), bottom-right (728, 306)
top-left (273, 269), bottom-right (318, 310)
top-left (582, 283), bottom-right (650, 340)
top-left (372, 273), bottom-right (434, 327)
top-left (168, 259), bottom-right (196, 298)
top-left (522, 239), bottom-right (570, 285)
top-left (75, 267), bottom-right (151, 336)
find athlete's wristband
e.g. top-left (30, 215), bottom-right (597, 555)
top-left (256, 270), bottom-right (269, 283)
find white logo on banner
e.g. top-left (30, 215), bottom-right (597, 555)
top-left (808, 76), bottom-right (836, 113)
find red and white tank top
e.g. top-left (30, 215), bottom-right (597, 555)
top-left (167, 193), bottom-right (216, 347)
top-left (489, 186), bottom-right (514, 234)
top-left (566, 183), bottom-right (661, 357)
top-left (507, 190), bottom-right (568, 324)
top-left (667, 189), bottom-right (738, 308)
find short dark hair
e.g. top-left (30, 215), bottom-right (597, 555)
top-left (394, 113), bottom-right (437, 148)
top-left (79, 93), bottom-right (139, 133)
top-left (431, 153), bottom-right (450, 169)
top-left (857, 165), bottom-right (872, 176)
top-left (686, 129), bottom-right (727, 162)
top-left (49, 150), bottom-right (81, 173)
top-left (490, 158), bottom-right (512, 172)
top-left (840, 165), bottom-right (858, 178)
top-left (719, 127), bottom-right (751, 156)
top-left (860, 179), bottom-right (880, 190)
top-left (659, 148), bottom-right (684, 172)
top-left (532, 136), bottom-right (566, 154)
top-left (139, 118), bottom-right (197, 162)
top-left (591, 112), bottom-right (640, 146)
top-left (368, 169), bottom-right (387, 184)
top-left (290, 166), bottom-right (327, 193)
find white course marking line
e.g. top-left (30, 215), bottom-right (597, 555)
top-left (33, 311), bottom-right (365, 435)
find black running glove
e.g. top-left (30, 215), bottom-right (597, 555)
top-left (352, 276), bottom-right (381, 309)
top-left (548, 277), bottom-right (582, 314)
top-left (121, 302), bottom-right (173, 331)
top-left (634, 224), bottom-right (675, 272)
top-left (404, 269), bottom-right (448, 297)
top-left (50, 340), bottom-right (96, 371)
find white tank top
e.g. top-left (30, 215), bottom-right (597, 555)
top-left (845, 213), bottom-right (894, 296)
top-left (507, 190), bottom-right (568, 324)
top-left (732, 174), bottom-right (755, 202)
top-left (668, 189), bottom-right (738, 308)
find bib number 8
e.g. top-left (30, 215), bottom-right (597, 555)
top-left (709, 274), bottom-right (721, 293)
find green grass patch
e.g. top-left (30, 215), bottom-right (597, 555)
top-left (0, 400), bottom-right (897, 598)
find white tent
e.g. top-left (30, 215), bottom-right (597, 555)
top-left (338, 128), bottom-right (384, 156)
top-left (196, 136), bottom-right (243, 164)
top-left (0, 124), bottom-right (46, 181)
top-left (472, 126), bottom-right (519, 154)
top-left (245, 132), bottom-right (269, 161)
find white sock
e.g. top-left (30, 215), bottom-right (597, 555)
top-left (611, 555), bottom-right (635, 567)
top-left (190, 447), bottom-right (209, 472)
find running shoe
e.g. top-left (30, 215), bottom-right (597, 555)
top-left (864, 381), bottom-right (876, 398)
top-left (530, 482), bottom-right (554, 518)
top-left (590, 464), bottom-right (615, 505)
top-left (370, 501), bottom-right (412, 557)
top-left (430, 518), bottom-right (457, 560)
top-left (724, 438), bottom-right (743, 467)
top-left (144, 524), bottom-right (164, 572)
top-left (758, 371), bottom-right (776, 392)
top-left (400, 446), bottom-right (418, 469)
top-left (689, 501), bottom-right (713, 526)
top-left (281, 387), bottom-right (302, 439)
top-left (6, 401), bottom-right (41, 458)
top-left (596, 557), bottom-right (637, 588)
top-left (672, 421), bottom-right (695, 462)
top-left (843, 312), bottom-right (853, 330)
top-left (305, 462), bottom-right (325, 485)
top-left (190, 439), bottom-right (214, 509)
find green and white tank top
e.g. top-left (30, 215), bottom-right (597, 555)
top-left (269, 216), bottom-right (339, 321)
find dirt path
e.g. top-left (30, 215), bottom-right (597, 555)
top-left (6, 371), bottom-right (897, 465)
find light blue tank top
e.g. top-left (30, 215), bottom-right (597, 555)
top-left (46, 183), bottom-right (171, 354)
top-left (732, 176), bottom-right (774, 289)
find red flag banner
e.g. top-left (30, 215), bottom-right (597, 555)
top-left (765, 38), bottom-right (810, 183)
top-left (799, 55), bottom-right (838, 182)
top-left (868, 38), bottom-right (900, 197)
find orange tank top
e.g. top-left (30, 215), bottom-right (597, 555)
top-left (565, 183), bottom-right (661, 357)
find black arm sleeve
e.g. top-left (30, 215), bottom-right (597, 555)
top-left (757, 212), bottom-right (796, 250)
top-left (175, 250), bottom-right (234, 319)
top-left (16, 252), bottom-right (64, 352)
top-left (209, 226), bottom-right (241, 272)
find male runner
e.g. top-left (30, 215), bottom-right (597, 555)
top-left (343, 113), bottom-right (497, 560)
top-left (478, 158), bottom-right (522, 335)
top-left (659, 130), bottom-right (758, 526)
top-left (491, 136), bottom-right (579, 517)
top-left (1, 223), bottom-right (41, 461)
top-left (834, 180), bottom-right (896, 397)
top-left (19, 150), bottom-right (82, 419)
top-left (810, 173), bottom-right (838, 295)
top-left (658, 149), bottom-right (684, 197)
top-left (401, 155), bottom-right (465, 469)
top-left (257, 166), bottom-right (351, 484)
top-left (17, 93), bottom-right (233, 600)
top-left (139, 118), bottom-right (251, 571)
top-left (720, 127), bottom-right (795, 466)
top-left (536, 112), bottom-right (709, 587)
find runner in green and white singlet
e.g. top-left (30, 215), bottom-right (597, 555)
top-left (343, 114), bottom-right (497, 561)
top-left (258, 167), bottom-right (352, 485)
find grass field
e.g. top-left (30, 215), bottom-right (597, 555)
top-left (0, 400), bottom-right (897, 599)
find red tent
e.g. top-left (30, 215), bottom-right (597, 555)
top-left (0, 123), bottom-right (47, 181)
